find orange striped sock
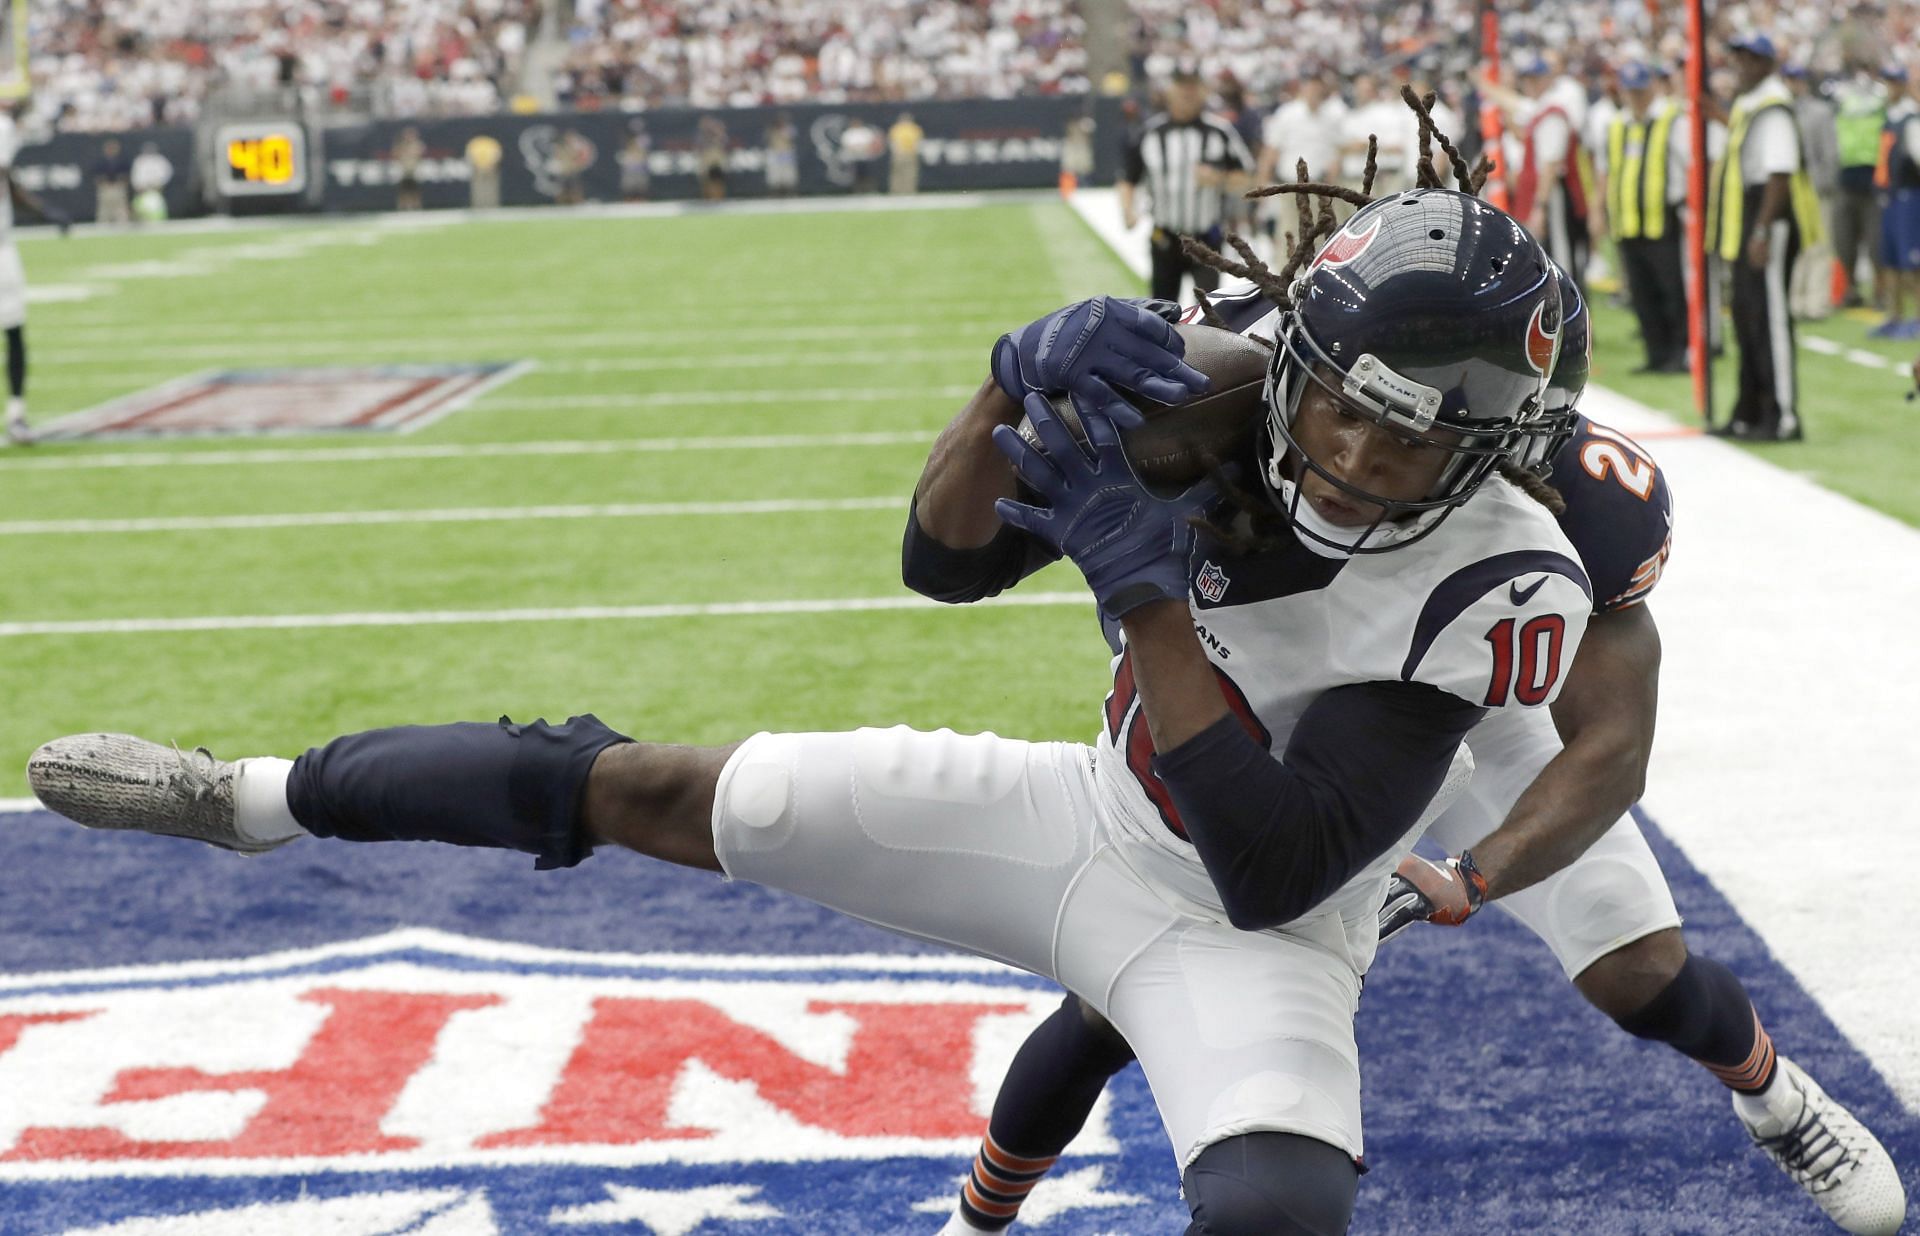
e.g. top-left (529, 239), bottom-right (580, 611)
top-left (1702, 1007), bottom-right (1779, 1094)
top-left (956, 1132), bottom-right (1058, 1231)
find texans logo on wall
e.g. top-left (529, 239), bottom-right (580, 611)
top-left (519, 125), bottom-right (601, 198)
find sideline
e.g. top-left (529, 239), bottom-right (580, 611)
top-left (1068, 186), bottom-right (1920, 1110)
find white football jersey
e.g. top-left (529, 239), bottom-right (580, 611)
top-left (1092, 473), bottom-right (1591, 960)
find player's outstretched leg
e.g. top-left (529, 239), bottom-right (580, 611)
top-left (1580, 931), bottom-right (1906, 1236)
top-left (26, 719), bottom-right (730, 874)
top-left (935, 995), bottom-right (1136, 1234)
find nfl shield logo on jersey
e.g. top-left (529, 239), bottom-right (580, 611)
top-left (1197, 561), bottom-right (1230, 603)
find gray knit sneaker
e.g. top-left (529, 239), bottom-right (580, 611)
top-left (26, 733), bottom-right (289, 855)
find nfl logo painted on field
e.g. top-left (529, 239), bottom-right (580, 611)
top-left (32, 362), bottom-right (528, 441)
top-left (0, 930), bottom-right (1155, 1233)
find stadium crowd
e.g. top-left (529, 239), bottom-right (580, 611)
top-left (554, 0), bottom-right (1087, 111)
top-left (27, 0), bottom-right (544, 132)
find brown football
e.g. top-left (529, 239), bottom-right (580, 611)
top-left (1018, 322), bottom-right (1271, 488)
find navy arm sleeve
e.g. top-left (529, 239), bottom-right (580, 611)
top-left (901, 498), bottom-right (1062, 604)
top-left (1150, 680), bottom-right (1485, 931)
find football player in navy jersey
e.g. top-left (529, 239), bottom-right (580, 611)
top-left (30, 188), bottom-right (1592, 1236)
top-left (931, 277), bottom-right (1906, 1236)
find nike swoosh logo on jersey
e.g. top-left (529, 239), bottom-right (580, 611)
top-left (1510, 576), bottom-right (1546, 605)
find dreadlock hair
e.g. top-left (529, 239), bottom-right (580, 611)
top-left (1497, 460), bottom-right (1568, 514)
top-left (1164, 83), bottom-right (1560, 540)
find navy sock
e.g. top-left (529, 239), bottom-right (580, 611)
top-left (6, 325), bottom-right (23, 398)
top-left (286, 714), bottom-right (630, 870)
top-left (1615, 954), bottom-right (1778, 1093)
top-left (958, 996), bottom-right (1136, 1230)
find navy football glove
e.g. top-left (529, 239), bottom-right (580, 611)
top-left (991, 296), bottom-right (1209, 430)
top-left (992, 390), bottom-right (1216, 618)
top-left (1378, 851), bottom-right (1489, 944)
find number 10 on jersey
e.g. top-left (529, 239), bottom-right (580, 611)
top-left (1484, 614), bottom-right (1566, 706)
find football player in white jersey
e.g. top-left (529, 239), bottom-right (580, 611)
top-left (931, 276), bottom-right (1905, 1236)
top-left (0, 109), bottom-right (73, 446)
top-left (31, 190), bottom-right (1592, 1234)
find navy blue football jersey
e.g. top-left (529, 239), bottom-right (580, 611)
top-left (1547, 414), bottom-right (1673, 612)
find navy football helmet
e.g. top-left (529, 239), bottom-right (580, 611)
top-left (1260, 189), bottom-right (1566, 553)
top-left (1516, 264), bottom-right (1589, 477)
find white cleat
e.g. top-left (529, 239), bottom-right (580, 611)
top-left (4, 412), bottom-right (29, 445)
top-left (1740, 1057), bottom-right (1907, 1235)
top-left (26, 733), bottom-right (290, 855)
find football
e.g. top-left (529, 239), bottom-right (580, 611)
top-left (1019, 321), bottom-right (1272, 488)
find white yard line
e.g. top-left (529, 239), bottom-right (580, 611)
top-left (1801, 332), bottom-right (1905, 373)
top-left (0, 431), bottom-right (933, 472)
top-left (38, 324), bottom-right (1008, 365)
top-left (469, 387), bottom-right (976, 412)
top-left (0, 590), bottom-right (1091, 638)
top-left (0, 496), bottom-right (906, 536)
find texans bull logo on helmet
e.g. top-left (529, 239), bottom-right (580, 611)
top-left (1524, 296), bottom-right (1562, 378)
top-left (1309, 215), bottom-right (1381, 272)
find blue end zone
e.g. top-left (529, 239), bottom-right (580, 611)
top-left (0, 806), bottom-right (1912, 1234)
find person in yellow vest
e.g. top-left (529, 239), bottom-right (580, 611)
top-left (1604, 62), bottom-right (1691, 372)
top-left (1711, 33), bottom-right (1822, 441)
top-left (1829, 65), bottom-right (1890, 309)
top-left (465, 133), bottom-right (502, 210)
top-left (888, 113), bottom-right (923, 195)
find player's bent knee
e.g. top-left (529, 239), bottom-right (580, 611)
top-left (1182, 1132), bottom-right (1358, 1236)
top-left (1542, 847), bottom-right (1681, 980)
top-left (1578, 926), bottom-right (1689, 1022)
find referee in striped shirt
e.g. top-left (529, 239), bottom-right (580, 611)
top-left (1121, 64), bottom-right (1255, 301)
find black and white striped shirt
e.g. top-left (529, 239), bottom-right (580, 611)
top-left (1123, 112), bottom-right (1254, 234)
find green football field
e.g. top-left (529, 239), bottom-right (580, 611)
top-left (2, 198), bottom-right (1917, 799)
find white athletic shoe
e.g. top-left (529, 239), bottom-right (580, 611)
top-left (26, 734), bottom-right (290, 855)
top-left (1739, 1057), bottom-right (1907, 1235)
top-left (4, 410), bottom-right (28, 445)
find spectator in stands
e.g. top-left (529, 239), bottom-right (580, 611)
top-left (1603, 62), bottom-right (1690, 373)
top-left (1829, 62), bottom-right (1890, 308)
top-left (619, 122), bottom-right (651, 202)
top-left (1875, 63), bottom-right (1920, 339)
top-left (888, 112), bottom-right (923, 195)
top-left (393, 127), bottom-right (426, 211)
top-left (466, 133), bottom-right (503, 209)
top-left (1786, 63), bottom-right (1838, 320)
top-left (764, 114), bottom-right (798, 197)
top-left (695, 116), bottom-right (729, 201)
top-left (92, 138), bottom-right (131, 226)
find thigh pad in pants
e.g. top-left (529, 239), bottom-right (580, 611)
top-left (711, 726), bottom-right (1098, 978)
top-left (1427, 708), bottom-right (1681, 978)
top-left (1054, 848), bottom-right (1367, 1169)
